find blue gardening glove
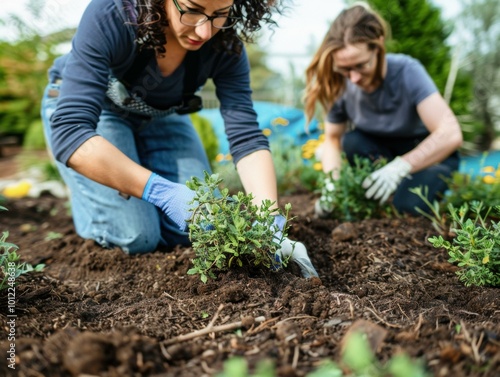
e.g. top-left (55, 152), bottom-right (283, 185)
top-left (142, 173), bottom-right (196, 231)
top-left (272, 215), bottom-right (319, 279)
top-left (362, 157), bottom-right (412, 204)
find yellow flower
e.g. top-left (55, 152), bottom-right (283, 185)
top-left (313, 162), bottom-right (323, 171)
top-left (302, 151), bottom-right (314, 159)
top-left (482, 255), bottom-right (489, 264)
top-left (215, 153), bottom-right (225, 162)
top-left (3, 181), bottom-right (32, 198)
top-left (307, 140), bottom-right (320, 148)
top-left (262, 128), bottom-right (272, 136)
top-left (225, 154), bottom-right (233, 161)
top-left (483, 175), bottom-right (496, 184)
top-left (481, 166), bottom-right (495, 173)
top-left (271, 117), bottom-right (289, 127)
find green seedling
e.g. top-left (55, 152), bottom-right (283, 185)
top-left (1, 207), bottom-right (45, 290)
top-left (428, 202), bottom-right (500, 287)
top-left (215, 330), bottom-right (427, 377)
top-left (409, 186), bottom-right (449, 235)
top-left (45, 231), bottom-right (63, 241)
top-left (318, 154), bottom-right (393, 221)
top-left (186, 172), bottom-right (292, 283)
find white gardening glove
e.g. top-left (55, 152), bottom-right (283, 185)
top-left (272, 215), bottom-right (319, 278)
top-left (362, 157), bottom-right (412, 204)
top-left (314, 176), bottom-right (336, 219)
top-left (278, 237), bottom-right (319, 278)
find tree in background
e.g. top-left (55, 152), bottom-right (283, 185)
top-left (364, 0), bottom-right (451, 91)
top-left (245, 42), bottom-right (285, 102)
top-left (455, 0), bottom-right (500, 151)
top-left (0, 1), bottom-right (74, 149)
top-left (200, 36), bottom-right (285, 107)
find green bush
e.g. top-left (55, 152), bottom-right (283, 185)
top-left (443, 166), bottom-right (500, 214)
top-left (186, 172), bottom-right (291, 283)
top-left (271, 137), bottom-right (321, 194)
top-left (22, 119), bottom-right (46, 150)
top-left (428, 202), bottom-right (500, 287)
top-left (190, 113), bottom-right (219, 170)
top-left (318, 155), bottom-right (393, 221)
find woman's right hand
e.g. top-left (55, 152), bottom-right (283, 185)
top-left (142, 173), bottom-right (196, 231)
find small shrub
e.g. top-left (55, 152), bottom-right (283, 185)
top-left (186, 172), bottom-right (291, 283)
top-left (271, 137), bottom-right (321, 194)
top-left (409, 186), bottom-right (449, 235)
top-left (318, 155), bottom-right (393, 221)
top-left (443, 164), bottom-right (500, 215)
top-left (213, 162), bottom-right (243, 195)
top-left (190, 113), bottom-right (219, 170)
top-left (428, 202), bottom-right (500, 287)
top-left (212, 139), bottom-right (322, 196)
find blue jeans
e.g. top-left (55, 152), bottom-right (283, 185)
top-left (342, 129), bottom-right (460, 215)
top-left (41, 81), bottom-right (211, 254)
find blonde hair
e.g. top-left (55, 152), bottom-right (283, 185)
top-left (303, 2), bottom-right (388, 125)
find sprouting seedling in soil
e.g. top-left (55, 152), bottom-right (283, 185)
top-left (1, 207), bottom-right (45, 290)
top-left (318, 154), bottom-right (393, 221)
top-left (186, 172), bottom-right (292, 283)
top-left (428, 202), bottom-right (500, 287)
top-left (216, 331), bottom-right (428, 377)
top-left (409, 186), bottom-right (450, 235)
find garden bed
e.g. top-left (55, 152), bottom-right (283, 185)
top-left (0, 192), bottom-right (499, 376)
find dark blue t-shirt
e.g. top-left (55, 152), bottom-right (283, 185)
top-left (327, 54), bottom-right (438, 138)
top-left (48, 0), bottom-right (269, 165)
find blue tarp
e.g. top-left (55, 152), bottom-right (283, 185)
top-left (460, 150), bottom-right (500, 176)
top-left (200, 101), bottom-right (500, 176)
top-left (198, 101), bottom-right (322, 158)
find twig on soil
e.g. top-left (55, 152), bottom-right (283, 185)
top-left (201, 360), bottom-right (217, 374)
top-left (413, 313), bottom-right (423, 339)
top-left (276, 315), bottom-right (317, 325)
top-left (162, 315), bottom-right (266, 346)
top-left (163, 291), bottom-right (178, 300)
top-left (346, 298), bottom-right (355, 318)
top-left (460, 321), bottom-right (484, 363)
top-left (366, 304), bottom-right (403, 329)
top-left (292, 345), bottom-right (300, 369)
top-left (397, 303), bottom-right (410, 321)
top-left (246, 317), bottom-right (280, 335)
top-left (208, 304), bottom-right (224, 328)
top-left (458, 310), bottom-right (479, 316)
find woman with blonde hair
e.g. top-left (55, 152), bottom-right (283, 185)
top-left (304, 2), bottom-right (462, 217)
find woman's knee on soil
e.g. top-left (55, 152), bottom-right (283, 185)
top-left (97, 225), bottom-right (162, 255)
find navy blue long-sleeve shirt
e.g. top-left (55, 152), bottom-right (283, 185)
top-left (48, 0), bottom-right (269, 165)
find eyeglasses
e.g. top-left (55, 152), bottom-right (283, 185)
top-left (172, 0), bottom-right (239, 29)
top-left (333, 51), bottom-right (376, 76)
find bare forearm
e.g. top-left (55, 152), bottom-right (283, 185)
top-left (403, 124), bottom-right (462, 173)
top-left (67, 136), bottom-right (151, 198)
top-left (405, 93), bottom-right (463, 172)
top-left (236, 149), bottom-right (278, 209)
top-left (321, 138), bottom-right (343, 179)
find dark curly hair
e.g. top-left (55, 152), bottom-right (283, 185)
top-left (134, 0), bottom-right (285, 56)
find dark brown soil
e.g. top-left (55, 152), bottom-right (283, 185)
top-left (0, 191), bottom-right (499, 377)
